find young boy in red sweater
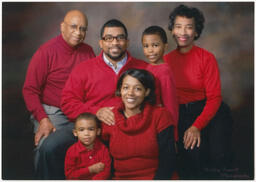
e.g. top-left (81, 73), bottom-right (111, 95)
top-left (142, 26), bottom-right (179, 140)
top-left (65, 113), bottom-right (111, 180)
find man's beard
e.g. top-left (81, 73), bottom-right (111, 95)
top-left (105, 51), bottom-right (126, 61)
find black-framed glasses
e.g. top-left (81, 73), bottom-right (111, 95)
top-left (65, 22), bottom-right (87, 33)
top-left (102, 35), bottom-right (127, 42)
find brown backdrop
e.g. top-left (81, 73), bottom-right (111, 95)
top-left (2, 2), bottom-right (254, 179)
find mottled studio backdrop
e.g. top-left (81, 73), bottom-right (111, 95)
top-left (2, 2), bottom-right (254, 179)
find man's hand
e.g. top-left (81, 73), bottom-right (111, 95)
top-left (34, 117), bottom-right (56, 146)
top-left (96, 107), bottom-right (115, 125)
top-left (88, 162), bottom-right (105, 174)
top-left (183, 126), bottom-right (201, 150)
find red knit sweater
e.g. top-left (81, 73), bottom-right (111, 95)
top-left (101, 103), bottom-right (174, 180)
top-left (164, 45), bottom-right (222, 130)
top-left (22, 35), bottom-right (95, 122)
top-left (61, 51), bottom-right (148, 121)
top-left (65, 139), bottom-right (111, 180)
top-left (146, 63), bottom-right (179, 140)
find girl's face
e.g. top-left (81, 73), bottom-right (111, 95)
top-left (172, 16), bottom-right (198, 52)
top-left (120, 75), bottom-right (150, 116)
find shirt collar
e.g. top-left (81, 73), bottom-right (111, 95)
top-left (77, 138), bottom-right (100, 153)
top-left (103, 53), bottom-right (127, 74)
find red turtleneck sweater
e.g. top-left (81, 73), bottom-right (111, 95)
top-left (101, 104), bottom-right (175, 180)
top-left (164, 45), bottom-right (222, 130)
top-left (23, 35), bottom-right (95, 122)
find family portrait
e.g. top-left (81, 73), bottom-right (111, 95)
top-left (2, 2), bottom-right (254, 180)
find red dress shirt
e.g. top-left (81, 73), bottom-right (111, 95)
top-left (164, 45), bottom-right (222, 130)
top-left (22, 35), bottom-right (95, 122)
top-left (65, 138), bottom-right (111, 180)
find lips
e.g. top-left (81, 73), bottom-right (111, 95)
top-left (178, 36), bottom-right (189, 42)
top-left (126, 98), bottom-right (136, 103)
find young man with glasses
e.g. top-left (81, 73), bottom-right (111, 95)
top-left (23, 10), bottom-right (95, 179)
top-left (61, 19), bottom-right (148, 126)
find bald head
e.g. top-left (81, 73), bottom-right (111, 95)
top-left (61, 10), bottom-right (88, 47)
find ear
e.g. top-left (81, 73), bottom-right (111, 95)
top-left (145, 88), bottom-right (150, 97)
top-left (60, 22), bottom-right (65, 33)
top-left (72, 129), bottom-right (78, 137)
top-left (164, 43), bottom-right (168, 52)
top-left (99, 39), bottom-right (103, 49)
top-left (96, 128), bottom-right (101, 136)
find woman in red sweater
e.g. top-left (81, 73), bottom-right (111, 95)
top-left (101, 69), bottom-right (176, 179)
top-left (164, 4), bottom-right (233, 179)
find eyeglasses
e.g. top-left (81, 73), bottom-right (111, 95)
top-left (65, 22), bottom-right (87, 33)
top-left (102, 35), bottom-right (127, 42)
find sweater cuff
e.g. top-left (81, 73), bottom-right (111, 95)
top-left (35, 111), bottom-right (48, 123)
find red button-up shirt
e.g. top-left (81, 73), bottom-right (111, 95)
top-left (65, 138), bottom-right (111, 180)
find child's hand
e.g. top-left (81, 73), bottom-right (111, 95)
top-left (88, 162), bottom-right (105, 174)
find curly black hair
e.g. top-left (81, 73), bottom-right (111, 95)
top-left (168, 4), bottom-right (205, 40)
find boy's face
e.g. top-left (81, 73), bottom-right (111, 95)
top-left (73, 119), bottom-right (100, 149)
top-left (142, 34), bottom-right (167, 65)
top-left (172, 16), bottom-right (197, 49)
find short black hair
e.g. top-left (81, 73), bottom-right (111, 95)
top-left (168, 4), bottom-right (205, 40)
top-left (116, 68), bottom-right (156, 106)
top-left (100, 19), bottom-right (128, 38)
top-left (75, 112), bottom-right (101, 128)
top-left (142, 25), bottom-right (168, 44)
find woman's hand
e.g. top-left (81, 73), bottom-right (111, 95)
top-left (96, 107), bottom-right (115, 125)
top-left (183, 126), bottom-right (201, 150)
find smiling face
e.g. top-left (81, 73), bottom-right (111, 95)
top-left (172, 16), bottom-right (198, 52)
top-left (99, 27), bottom-right (129, 64)
top-left (73, 118), bottom-right (100, 149)
top-left (142, 34), bottom-right (168, 65)
top-left (120, 75), bottom-right (150, 117)
top-left (61, 10), bottom-right (88, 47)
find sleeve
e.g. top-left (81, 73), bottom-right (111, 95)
top-left (64, 146), bottom-right (91, 179)
top-left (158, 68), bottom-right (179, 140)
top-left (155, 108), bottom-right (174, 133)
top-left (193, 53), bottom-right (222, 130)
top-left (61, 64), bottom-right (101, 121)
top-left (154, 125), bottom-right (176, 179)
top-left (92, 146), bottom-right (111, 180)
top-left (22, 48), bottom-right (48, 122)
top-left (159, 70), bottom-right (179, 124)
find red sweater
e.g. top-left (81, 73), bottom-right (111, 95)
top-left (164, 45), bottom-right (222, 130)
top-left (61, 51), bottom-right (148, 121)
top-left (146, 63), bottom-right (179, 140)
top-left (101, 103), bottom-right (174, 180)
top-left (22, 35), bottom-right (95, 122)
top-left (65, 138), bottom-right (111, 180)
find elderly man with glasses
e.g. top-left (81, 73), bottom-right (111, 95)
top-left (23, 10), bottom-right (95, 179)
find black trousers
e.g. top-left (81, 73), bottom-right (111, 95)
top-left (177, 100), bottom-right (233, 179)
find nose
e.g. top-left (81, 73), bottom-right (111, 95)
top-left (83, 129), bottom-right (89, 135)
top-left (148, 46), bottom-right (153, 53)
top-left (127, 88), bottom-right (134, 95)
top-left (74, 28), bottom-right (82, 35)
top-left (111, 37), bottom-right (119, 45)
top-left (180, 27), bottom-right (187, 35)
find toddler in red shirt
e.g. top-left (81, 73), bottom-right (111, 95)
top-left (65, 113), bottom-right (111, 180)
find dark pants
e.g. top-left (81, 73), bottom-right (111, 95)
top-left (32, 105), bottom-right (77, 179)
top-left (177, 100), bottom-right (233, 180)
